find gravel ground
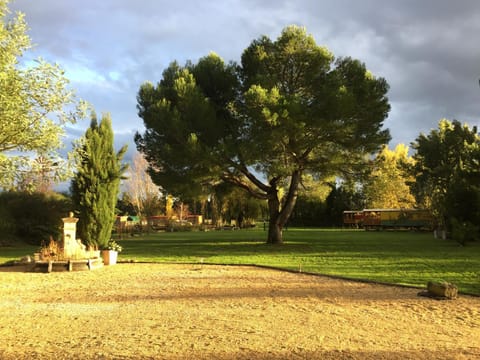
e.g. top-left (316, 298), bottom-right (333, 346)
top-left (0, 263), bottom-right (479, 359)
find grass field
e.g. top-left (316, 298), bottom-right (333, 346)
top-left (2, 228), bottom-right (479, 295)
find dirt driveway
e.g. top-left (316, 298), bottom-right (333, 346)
top-left (0, 263), bottom-right (479, 359)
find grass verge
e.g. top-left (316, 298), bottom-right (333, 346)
top-left (2, 228), bottom-right (479, 295)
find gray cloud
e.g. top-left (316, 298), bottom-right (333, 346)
top-left (9, 0), bottom-right (480, 153)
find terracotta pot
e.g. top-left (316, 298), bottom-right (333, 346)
top-left (101, 250), bottom-right (118, 265)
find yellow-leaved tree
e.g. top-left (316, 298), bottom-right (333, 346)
top-left (364, 144), bottom-right (416, 209)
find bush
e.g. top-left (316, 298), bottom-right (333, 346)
top-left (0, 192), bottom-right (72, 245)
top-left (168, 223), bottom-right (194, 232)
top-left (450, 218), bottom-right (479, 245)
top-left (0, 201), bottom-right (16, 245)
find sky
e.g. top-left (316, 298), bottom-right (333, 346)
top-left (8, 0), bottom-right (480, 161)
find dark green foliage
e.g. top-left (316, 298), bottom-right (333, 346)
top-left (0, 200), bottom-right (15, 245)
top-left (0, 191), bottom-right (72, 245)
top-left (116, 193), bottom-right (138, 216)
top-left (289, 195), bottom-right (327, 227)
top-left (71, 113), bottom-right (127, 249)
top-left (450, 218), bottom-right (479, 246)
top-left (446, 174), bottom-right (480, 235)
top-left (215, 184), bottom-right (267, 227)
top-left (325, 183), bottom-right (366, 226)
top-left (410, 119), bottom-right (480, 243)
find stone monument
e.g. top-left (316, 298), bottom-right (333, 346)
top-left (62, 212), bottom-right (85, 260)
top-left (32, 213), bottom-right (102, 272)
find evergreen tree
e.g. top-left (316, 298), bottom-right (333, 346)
top-left (71, 113), bottom-right (127, 249)
top-left (410, 119), bottom-right (480, 242)
top-left (136, 26), bottom-right (390, 244)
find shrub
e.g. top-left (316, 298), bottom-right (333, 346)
top-left (0, 192), bottom-right (72, 245)
top-left (450, 218), bottom-right (479, 245)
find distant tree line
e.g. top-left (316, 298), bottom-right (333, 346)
top-left (410, 119), bottom-right (479, 244)
top-left (290, 119), bottom-right (480, 244)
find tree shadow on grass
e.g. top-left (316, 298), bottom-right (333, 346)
top-left (30, 265), bottom-right (444, 304)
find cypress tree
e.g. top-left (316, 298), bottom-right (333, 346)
top-left (71, 112), bottom-right (127, 249)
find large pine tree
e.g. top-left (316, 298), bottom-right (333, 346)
top-left (71, 113), bottom-right (127, 249)
top-left (136, 26), bottom-right (390, 244)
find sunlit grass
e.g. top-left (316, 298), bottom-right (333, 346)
top-left (2, 228), bottom-right (479, 295)
top-left (115, 228), bottom-right (480, 294)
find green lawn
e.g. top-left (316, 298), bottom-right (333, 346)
top-left (2, 228), bottom-right (479, 295)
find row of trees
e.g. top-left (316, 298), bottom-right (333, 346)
top-left (132, 26), bottom-right (478, 243)
top-left (410, 120), bottom-right (479, 243)
top-left (370, 121), bottom-right (479, 243)
top-left (1, 0), bottom-right (478, 246)
top-left (90, 116), bottom-right (480, 243)
top-left (125, 117), bottom-right (480, 244)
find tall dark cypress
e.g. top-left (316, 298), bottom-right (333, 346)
top-left (71, 112), bottom-right (127, 249)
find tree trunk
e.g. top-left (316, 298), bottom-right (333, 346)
top-left (267, 218), bottom-right (283, 244)
top-left (266, 170), bottom-right (302, 245)
top-left (211, 194), bottom-right (219, 227)
top-left (267, 194), bottom-right (283, 244)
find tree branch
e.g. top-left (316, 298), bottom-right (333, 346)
top-left (221, 172), bottom-right (269, 199)
top-left (225, 155), bottom-right (271, 193)
top-left (278, 169), bottom-right (302, 225)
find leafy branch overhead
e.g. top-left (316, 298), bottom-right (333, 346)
top-left (0, 1), bottom-right (88, 191)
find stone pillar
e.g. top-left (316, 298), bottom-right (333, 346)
top-left (62, 212), bottom-right (79, 259)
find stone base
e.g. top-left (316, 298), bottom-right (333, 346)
top-left (33, 258), bottom-right (104, 273)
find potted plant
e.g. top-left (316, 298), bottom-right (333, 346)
top-left (101, 240), bottom-right (122, 265)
